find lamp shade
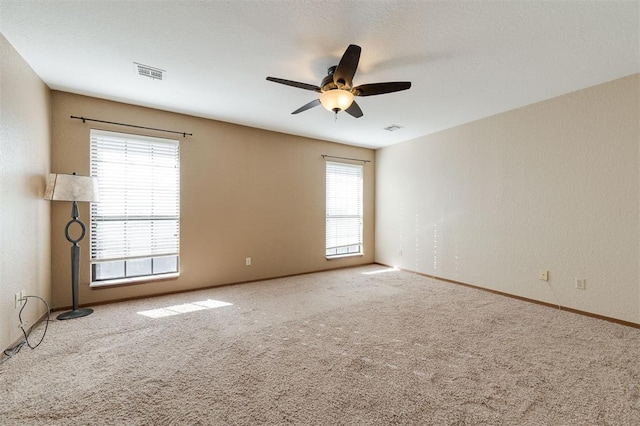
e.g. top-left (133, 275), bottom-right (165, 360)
top-left (320, 89), bottom-right (355, 112)
top-left (44, 173), bottom-right (99, 202)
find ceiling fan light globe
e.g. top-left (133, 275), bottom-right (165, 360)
top-left (320, 90), bottom-right (354, 112)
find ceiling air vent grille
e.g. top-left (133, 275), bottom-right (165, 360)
top-left (134, 63), bottom-right (165, 80)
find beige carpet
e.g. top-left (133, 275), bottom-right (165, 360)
top-left (1, 265), bottom-right (638, 425)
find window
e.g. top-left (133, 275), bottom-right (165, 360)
top-left (325, 161), bottom-right (363, 257)
top-left (90, 130), bottom-right (180, 285)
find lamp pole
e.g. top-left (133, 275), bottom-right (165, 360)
top-left (57, 195), bottom-right (94, 319)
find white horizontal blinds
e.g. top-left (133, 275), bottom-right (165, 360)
top-left (90, 130), bottom-right (179, 263)
top-left (326, 161), bottom-right (363, 257)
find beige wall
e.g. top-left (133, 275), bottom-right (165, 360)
top-left (50, 92), bottom-right (374, 308)
top-left (375, 74), bottom-right (640, 324)
top-left (0, 34), bottom-right (51, 350)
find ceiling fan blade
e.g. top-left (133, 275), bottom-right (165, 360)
top-left (266, 77), bottom-right (321, 92)
top-left (333, 44), bottom-right (361, 89)
top-left (354, 82), bottom-right (412, 97)
top-left (344, 101), bottom-right (363, 118)
top-left (292, 99), bottom-right (321, 114)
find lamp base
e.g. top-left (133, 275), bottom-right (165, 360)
top-left (57, 308), bottom-right (94, 320)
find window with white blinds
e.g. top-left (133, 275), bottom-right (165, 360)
top-left (90, 129), bottom-right (180, 284)
top-left (326, 161), bottom-right (363, 257)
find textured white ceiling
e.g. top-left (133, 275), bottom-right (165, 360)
top-left (1, 1), bottom-right (638, 148)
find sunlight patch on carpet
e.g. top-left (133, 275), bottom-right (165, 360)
top-left (137, 299), bottom-right (233, 318)
top-left (362, 266), bottom-right (399, 275)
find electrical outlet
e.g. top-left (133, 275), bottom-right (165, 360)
top-left (14, 290), bottom-right (27, 309)
top-left (245, 257), bottom-right (251, 266)
top-left (575, 278), bottom-right (586, 290)
top-left (539, 270), bottom-right (548, 281)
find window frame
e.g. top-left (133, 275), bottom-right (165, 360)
top-left (325, 160), bottom-right (364, 259)
top-left (89, 129), bottom-right (180, 287)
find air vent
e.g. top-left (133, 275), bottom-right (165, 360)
top-left (134, 62), bottom-right (165, 80)
top-left (383, 124), bottom-right (403, 132)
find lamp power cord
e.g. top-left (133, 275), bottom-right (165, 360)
top-left (1, 295), bottom-right (52, 364)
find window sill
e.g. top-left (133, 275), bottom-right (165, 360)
top-left (326, 253), bottom-right (364, 260)
top-left (90, 272), bottom-right (180, 288)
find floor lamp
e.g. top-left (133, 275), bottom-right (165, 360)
top-left (45, 172), bottom-right (99, 320)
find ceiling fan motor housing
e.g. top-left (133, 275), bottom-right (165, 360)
top-left (321, 66), bottom-right (339, 92)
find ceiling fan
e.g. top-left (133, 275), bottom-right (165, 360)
top-left (266, 44), bottom-right (411, 118)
